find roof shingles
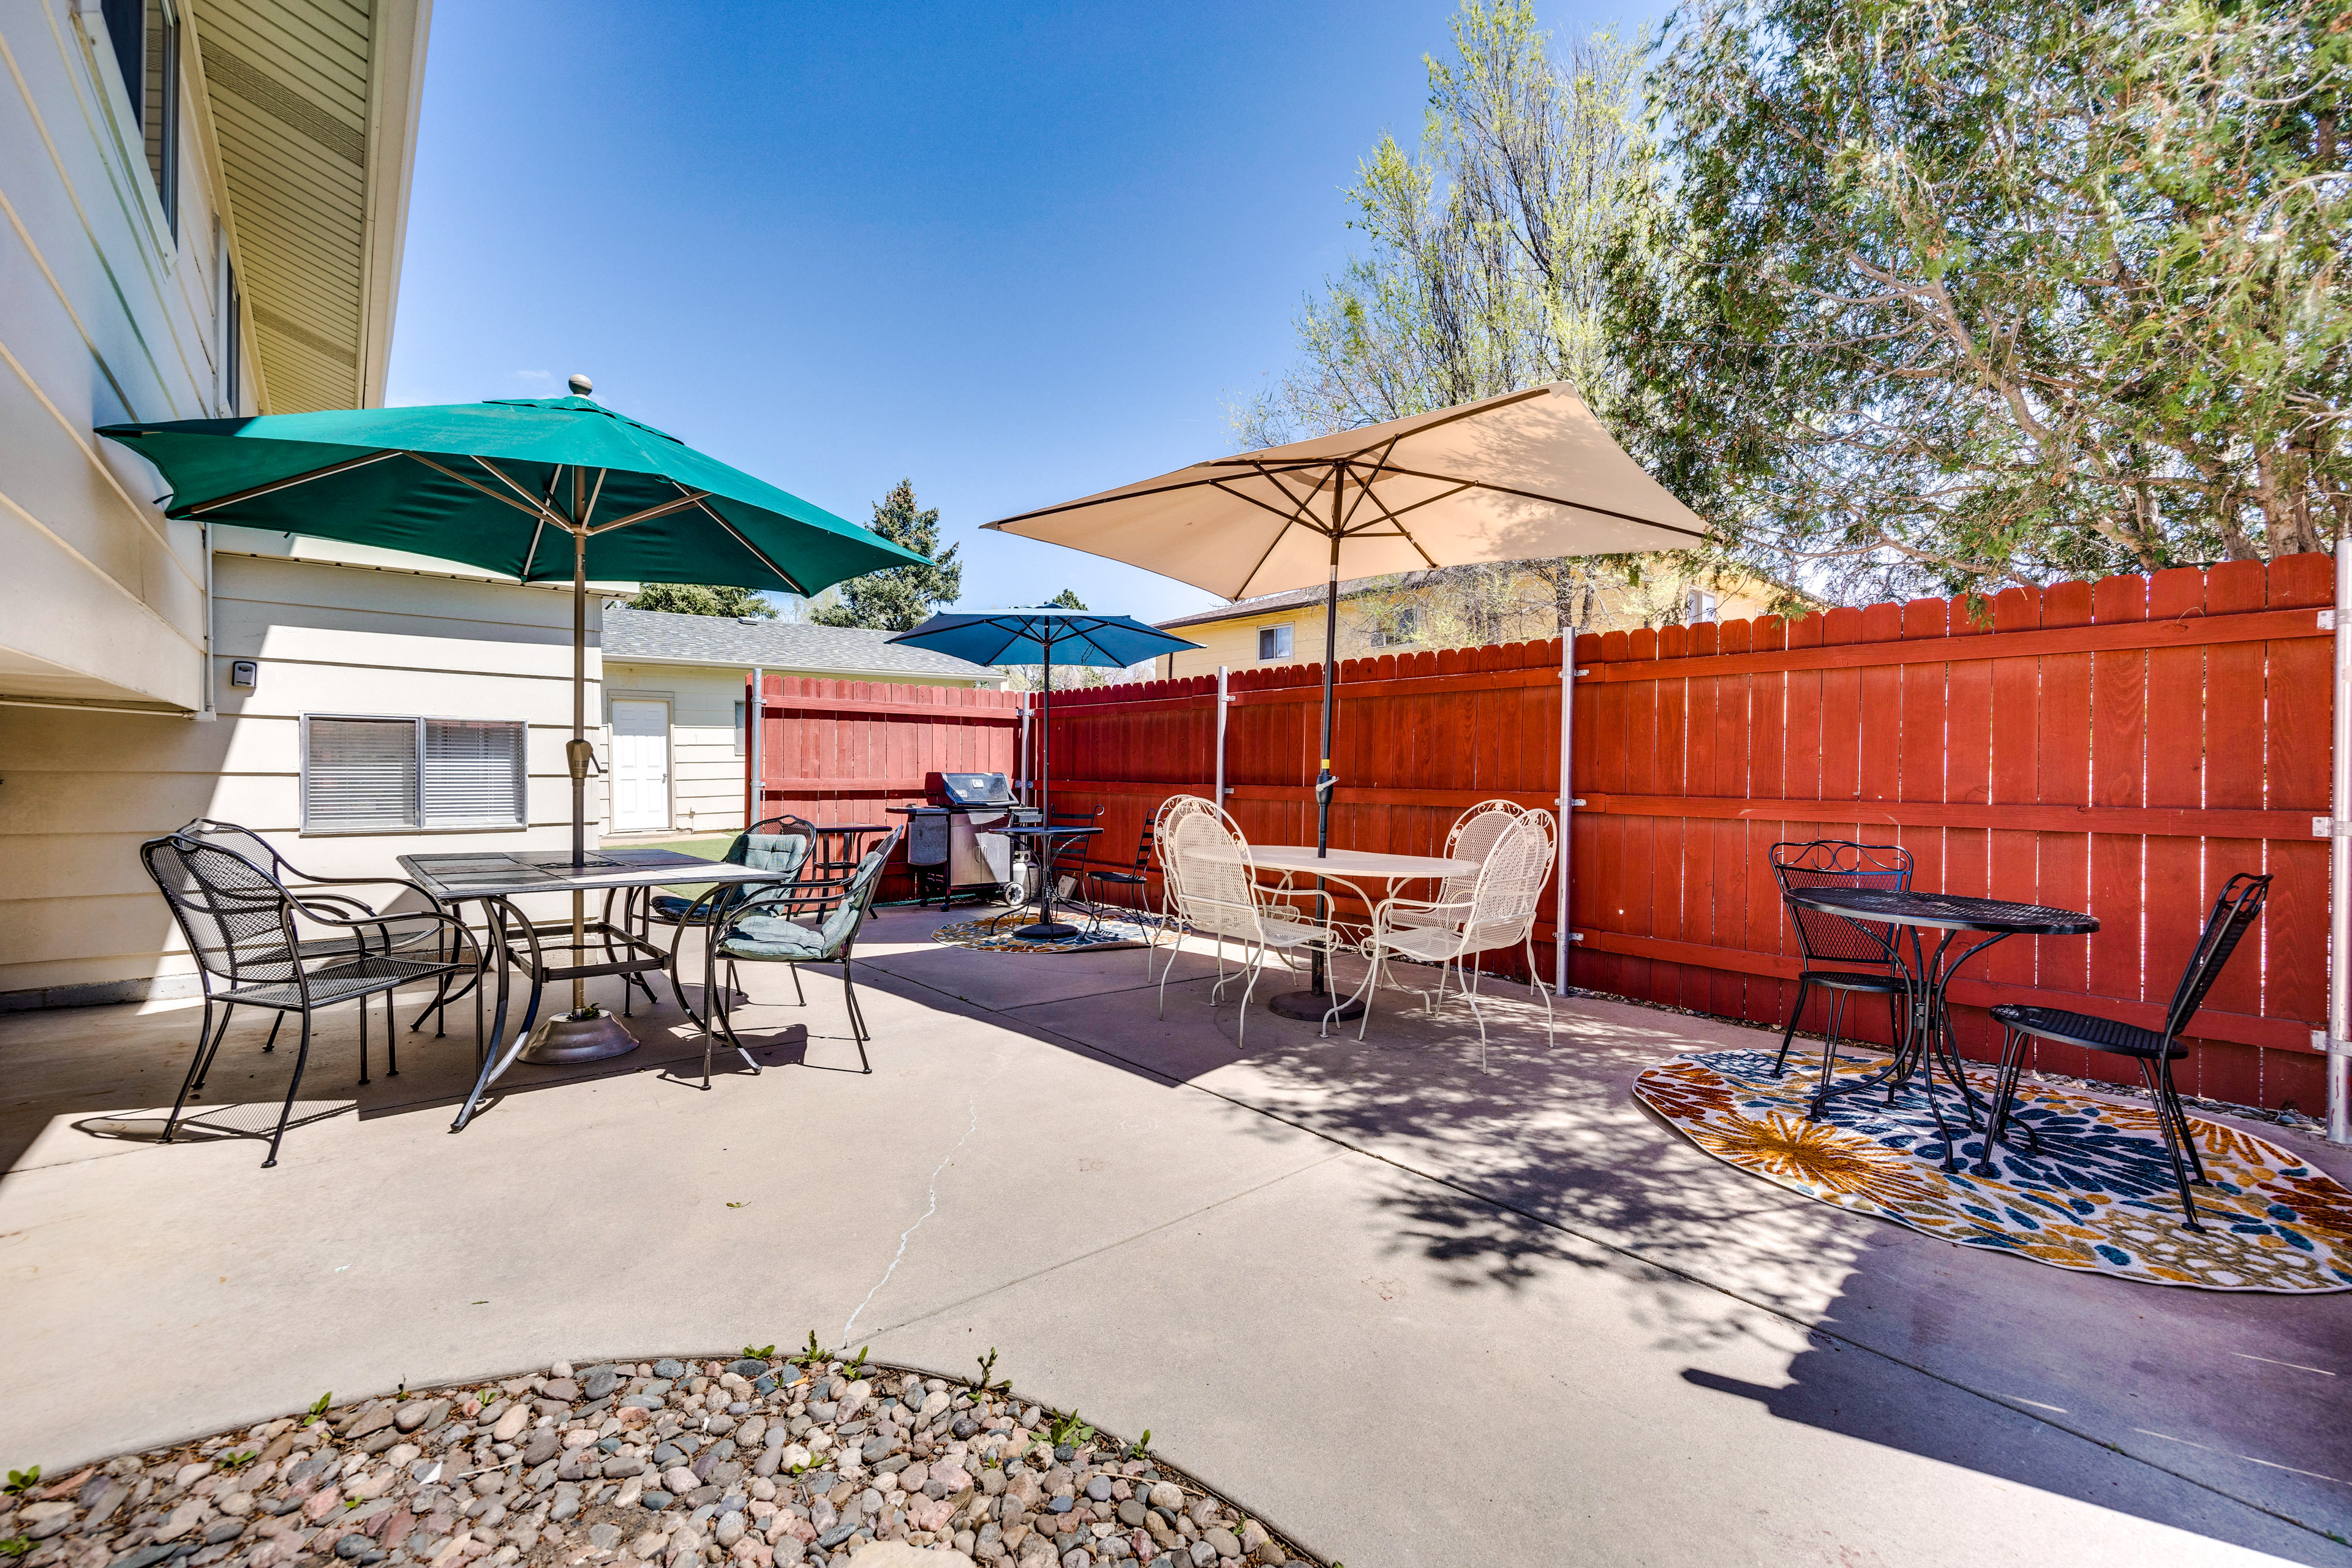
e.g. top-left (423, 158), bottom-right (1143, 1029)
top-left (601, 607), bottom-right (1000, 682)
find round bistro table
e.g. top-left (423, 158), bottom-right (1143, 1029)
top-left (997, 823), bottom-right (1103, 941)
top-left (1783, 888), bottom-right (2098, 1172)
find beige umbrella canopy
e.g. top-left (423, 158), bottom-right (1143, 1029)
top-left (981, 382), bottom-right (1708, 597)
top-left (982, 380), bottom-right (1710, 1017)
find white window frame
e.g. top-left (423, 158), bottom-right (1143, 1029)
top-left (1685, 589), bottom-right (1720, 624)
top-left (1257, 624), bottom-right (1294, 661)
top-left (300, 714), bottom-right (529, 835)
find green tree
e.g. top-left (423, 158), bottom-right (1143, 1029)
top-left (1043, 588), bottom-right (1087, 610)
top-left (628, 583), bottom-right (776, 619)
top-left (810, 479), bottom-right (963, 630)
top-left (1609, 0), bottom-right (2348, 603)
top-left (1234, 2), bottom-right (1681, 632)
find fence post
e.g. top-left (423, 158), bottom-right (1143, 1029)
top-left (2331, 535), bottom-right (2350, 1145)
top-left (745, 666), bottom-right (763, 827)
top-left (1215, 665), bottom-right (1229, 805)
top-left (1555, 630), bottom-right (1580, 997)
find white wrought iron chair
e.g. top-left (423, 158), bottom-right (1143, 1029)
top-left (1348, 810), bottom-right (1557, 1069)
top-left (1148, 794), bottom-right (1224, 992)
top-left (1385, 799), bottom-right (1544, 939)
top-left (1161, 802), bottom-right (1344, 1044)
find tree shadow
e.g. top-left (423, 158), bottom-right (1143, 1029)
top-left (846, 910), bottom-right (2352, 1557)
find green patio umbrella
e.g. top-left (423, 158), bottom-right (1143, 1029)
top-left (100, 381), bottom-right (925, 1050)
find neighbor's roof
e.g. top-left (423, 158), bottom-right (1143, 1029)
top-left (1152, 575), bottom-right (1436, 631)
top-left (602, 607), bottom-right (1000, 681)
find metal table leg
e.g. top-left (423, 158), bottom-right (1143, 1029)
top-left (451, 896), bottom-right (546, 1132)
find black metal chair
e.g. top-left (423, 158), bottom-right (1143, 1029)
top-left (1046, 805), bottom-right (1105, 929)
top-left (141, 834), bottom-right (483, 1166)
top-left (1770, 840), bottom-right (1915, 1115)
top-left (1088, 821), bottom-right (1153, 910)
top-left (676, 827), bottom-right (907, 1085)
top-left (1984, 873), bottom-right (2271, 1231)
top-left (173, 818), bottom-right (477, 1045)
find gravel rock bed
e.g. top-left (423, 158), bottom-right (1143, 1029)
top-left (0, 1358), bottom-right (1324, 1568)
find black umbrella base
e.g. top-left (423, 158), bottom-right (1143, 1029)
top-left (520, 1008), bottom-right (639, 1064)
top-left (1014, 921), bottom-right (1085, 941)
top-left (1269, 989), bottom-right (1365, 1022)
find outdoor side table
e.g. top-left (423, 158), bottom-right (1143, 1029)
top-left (1785, 888), bottom-right (2097, 1171)
top-left (997, 823), bottom-right (1102, 940)
top-left (401, 848), bottom-right (785, 1131)
top-left (1199, 844), bottom-right (1479, 1020)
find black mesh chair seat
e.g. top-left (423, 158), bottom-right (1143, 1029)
top-left (217, 954), bottom-right (464, 1012)
top-left (1804, 968), bottom-right (1907, 993)
top-left (1988, 1004), bottom-right (2182, 1060)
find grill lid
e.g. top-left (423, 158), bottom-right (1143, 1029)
top-left (938, 772), bottom-right (1016, 806)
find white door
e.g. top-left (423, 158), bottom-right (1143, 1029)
top-left (610, 700), bottom-right (671, 832)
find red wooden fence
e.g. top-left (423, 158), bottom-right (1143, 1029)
top-left (747, 674), bottom-right (1020, 898)
top-left (1036, 554), bottom-right (2337, 1114)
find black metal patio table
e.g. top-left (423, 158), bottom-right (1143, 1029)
top-left (1784, 888), bottom-right (2098, 1171)
top-left (401, 848), bottom-right (786, 1131)
top-left (995, 823), bottom-right (1102, 941)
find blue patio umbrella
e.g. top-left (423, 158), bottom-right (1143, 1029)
top-left (889, 608), bottom-right (1199, 937)
top-left (889, 607), bottom-right (1198, 817)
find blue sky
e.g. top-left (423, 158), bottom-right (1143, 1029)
top-left (386, 0), bottom-right (1645, 623)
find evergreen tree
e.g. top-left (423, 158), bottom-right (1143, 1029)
top-left (629, 583), bottom-right (776, 619)
top-left (810, 480), bottom-right (962, 630)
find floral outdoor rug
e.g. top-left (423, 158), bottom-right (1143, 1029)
top-left (929, 909), bottom-right (1156, 954)
top-left (1634, 1048), bottom-right (2352, 1292)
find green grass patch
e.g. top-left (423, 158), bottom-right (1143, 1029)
top-left (625, 834), bottom-right (735, 896)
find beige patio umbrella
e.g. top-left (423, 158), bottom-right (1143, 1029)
top-left (984, 380), bottom-right (1711, 1016)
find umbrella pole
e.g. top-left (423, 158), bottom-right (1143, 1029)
top-left (570, 527), bottom-right (588, 1012)
top-left (522, 512), bottom-right (635, 1063)
top-left (1016, 633), bottom-right (1080, 941)
top-left (1273, 521), bottom-right (1355, 1020)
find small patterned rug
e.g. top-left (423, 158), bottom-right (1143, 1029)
top-left (1634, 1049), bottom-right (2352, 1292)
top-left (929, 910), bottom-right (1157, 954)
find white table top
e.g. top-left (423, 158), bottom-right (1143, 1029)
top-left (1198, 843), bottom-right (1477, 881)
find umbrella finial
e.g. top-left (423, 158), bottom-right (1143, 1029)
top-left (568, 374), bottom-right (594, 396)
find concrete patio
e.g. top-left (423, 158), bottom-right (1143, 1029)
top-left (1, 904), bottom-right (2346, 1567)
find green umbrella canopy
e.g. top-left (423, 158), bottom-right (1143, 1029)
top-left (96, 395), bottom-right (927, 593)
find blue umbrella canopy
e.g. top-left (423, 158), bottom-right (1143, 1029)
top-left (889, 610), bottom-right (1200, 827)
top-left (885, 607), bottom-right (1199, 668)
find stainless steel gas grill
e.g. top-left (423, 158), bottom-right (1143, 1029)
top-left (889, 772), bottom-right (1038, 908)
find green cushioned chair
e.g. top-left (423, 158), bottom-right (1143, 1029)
top-left (677, 826), bottom-right (904, 1086)
top-left (639, 820), bottom-right (816, 1013)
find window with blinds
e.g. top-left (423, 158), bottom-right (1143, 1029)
top-left (302, 717), bottom-right (526, 832)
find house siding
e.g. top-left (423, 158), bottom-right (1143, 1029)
top-left (0, 552), bottom-right (595, 1005)
top-left (0, 0), bottom-right (235, 711)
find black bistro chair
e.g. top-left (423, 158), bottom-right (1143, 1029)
top-left (141, 834), bottom-right (482, 1166)
top-left (1046, 805), bottom-right (1105, 927)
top-left (175, 817), bottom-right (476, 1042)
top-left (630, 817), bottom-right (819, 1012)
top-left (1984, 872), bottom-right (2270, 1232)
top-left (1770, 839), bottom-right (1915, 1114)
top-left (676, 827), bottom-right (907, 1086)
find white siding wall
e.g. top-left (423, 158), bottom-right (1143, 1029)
top-left (0, 0), bottom-right (238, 710)
top-left (603, 663), bottom-right (747, 837)
top-left (0, 553), bottom-right (598, 1003)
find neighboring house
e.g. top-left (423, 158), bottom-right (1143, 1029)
top-left (1150, 565), bottom-right (1795, 680)
top-left (598, 606), bottom-right (1005, 839)
top-left (0, 0), bottom-right (578, 1010)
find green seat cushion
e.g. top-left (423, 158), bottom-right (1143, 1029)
top-left (715, 914), bottom-right (830, 960)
